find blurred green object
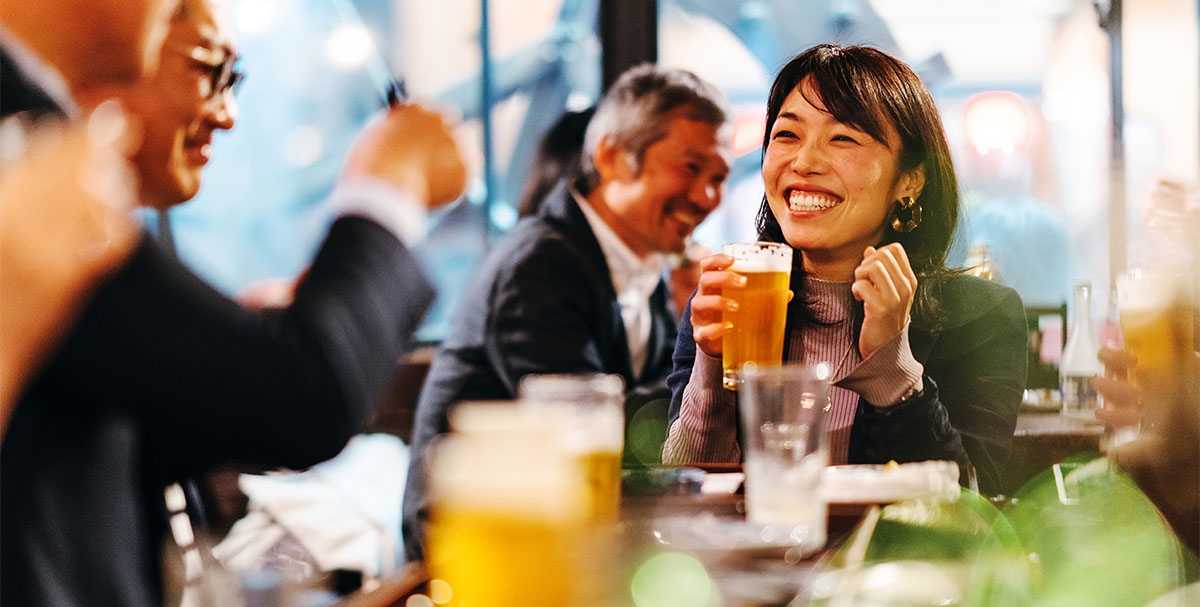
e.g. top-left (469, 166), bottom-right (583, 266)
top-left (803, 461), bottom-right (1195, 606)
top-left (973, 454), bottom-right (1195, 606)
top-left (806, 488), bottom-right (1023, 606)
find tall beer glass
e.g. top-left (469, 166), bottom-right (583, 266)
top-left (428, 405), bottom-right (588, 607)
top-left (1117, 268), bottom-right (1194, 384)
top-left (721, 242), bottom-right (793, 389)
top-left (519, 373), bottom-right (625, 522)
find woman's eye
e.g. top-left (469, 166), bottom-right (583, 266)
top-left (771, 129), bottom-right (797, 140)
top-left (832, 134), bottom-right (858, 144)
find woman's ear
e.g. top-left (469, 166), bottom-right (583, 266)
top-left (898, 164), bottom-right (926, 201)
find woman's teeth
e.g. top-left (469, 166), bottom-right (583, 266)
top-left (788, 191), bottom-right (840, 212)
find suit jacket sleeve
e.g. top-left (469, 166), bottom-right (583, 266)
top-left (849, 279), bottom-right (1026, 494)
top-left (40, 216), bottom-right (433, 475)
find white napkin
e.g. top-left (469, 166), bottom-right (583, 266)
top-left (212, 434), bottom-right (409, 577)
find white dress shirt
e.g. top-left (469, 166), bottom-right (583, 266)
top-left (571, 187), bottom-right (664, 379)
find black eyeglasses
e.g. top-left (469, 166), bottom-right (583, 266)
top-left (176, 44), bottom-right (246, 102)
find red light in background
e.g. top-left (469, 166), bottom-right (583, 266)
top-left (963, 91), bottom-right (1031, 156)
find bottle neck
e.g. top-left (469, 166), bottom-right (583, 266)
top-left (1072, 284), bottom-right (1093, 332)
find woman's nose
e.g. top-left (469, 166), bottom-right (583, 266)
top-left (790, 140), bottom-right (825, 174)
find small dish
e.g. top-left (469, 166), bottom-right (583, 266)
top-left (1021, 388), bottom-right (1062, 412)
top-left (649, 513), bottom-right (822, 560)
top-left (822, 461), bottom-right (961, 504)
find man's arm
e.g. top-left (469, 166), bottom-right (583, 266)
top-left (27, 103), bottom-right (466, 474)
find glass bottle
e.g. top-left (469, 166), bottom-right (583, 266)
top-left (1060, 280), bottom-right (1102, 420)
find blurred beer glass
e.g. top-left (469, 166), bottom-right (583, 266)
top-left (519, 373), bottom-right (625, 522)
top-left (1116, 269), bottom-right (1194, 386)
top-left (427, 402), bottom-right (588, 607)
top-left (720, 242), bottom-right (793, 389)
top-left (738, 363), bottom-right (831, 555)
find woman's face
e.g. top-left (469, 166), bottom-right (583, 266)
top-left (762, 78), bottom-right (922, 276)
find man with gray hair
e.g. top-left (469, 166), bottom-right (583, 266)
top-left (402, 63), bottom-right (733, 561)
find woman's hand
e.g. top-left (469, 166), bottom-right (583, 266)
top-left (1095, 346), bottom-right (1143, 429)
top-left (689, 253), bottom-right (743, 358)
top-left (851, 243), bottom-right (917, 359)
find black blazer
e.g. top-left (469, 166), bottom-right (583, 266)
top-left (402, 183), bottom-right (677, 561)
top-left (0, 47), bottom-right (435, 606)
top-left (667, 273), bottom-right (1027, 495)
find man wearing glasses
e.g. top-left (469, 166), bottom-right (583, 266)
top-left (0, 0), bottom-right (467, 605)
top-left (78, 0), bottom-right (244, 211)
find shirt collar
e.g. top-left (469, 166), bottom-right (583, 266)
top-left (569, 185), bottom-right (664, 296)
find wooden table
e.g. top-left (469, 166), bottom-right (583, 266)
top-left (339, 478), bottom-right (864, 607)
top-left (622, 489), bottom-right (868, 607)
top-left (1001, 410), bottom-right (1106, 496)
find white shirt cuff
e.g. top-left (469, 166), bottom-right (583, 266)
top-left (328, 177), bottom-right (428, 246)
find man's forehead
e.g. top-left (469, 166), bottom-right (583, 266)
top-left (665, 119), bottom-right (733, 169)
top-left (174, 0), bottom-right (237, 52)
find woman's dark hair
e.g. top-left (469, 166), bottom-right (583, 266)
top-left (517, 106), bottom-right (595, 218)
top-left (756, 44), bottom-right (960, 320)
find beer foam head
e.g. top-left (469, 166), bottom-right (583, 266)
top-left (1117, 269), bottom-right (1185, 313)
top-left (722, 242), bottom-right (792, 273)
top-left (448, 400), bottom-right (560, 440)
top-left (728, 257), bottom-right (790, 273)
top-left (429, 434), bottom-right (587, 519)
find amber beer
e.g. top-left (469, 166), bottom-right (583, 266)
top-left (1118, 269), bottom-right (1195, 381)
top-left (426, 426), bottom-right (588, 607)
top-left (518, 373), bottom-right (625, 522)
top-left (721, 242), bottom-right (793, 389)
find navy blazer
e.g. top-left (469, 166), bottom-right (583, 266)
top-left (402, 183), bottom-right (677, 561)
top-left (667, 273), bottom-right (1027, 495)
top-left (0, 46), bottom-right (435, 606)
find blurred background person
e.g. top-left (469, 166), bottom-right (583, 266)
top-left (515, 103), bottom-right (707, 319)
top-left (402, 63), bottom-right (733, 562)
top-left (1096, 345), bottom-right (1198, 554)
top-left (0, 0), bottom-right (467, 604)
top-left (951, 91), bottom-right (1070, 308)
top-left (516, 105), bottom-right (594, 219)
top-left (1094, 177), bottom-right (1199, 553)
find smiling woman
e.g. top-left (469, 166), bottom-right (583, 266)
top-left (662, 44), bottom-right (1028, 497)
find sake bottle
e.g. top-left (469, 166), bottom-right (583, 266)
top-left (1060, 280), bottom-right (1102, 420)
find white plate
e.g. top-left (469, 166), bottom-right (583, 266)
top-left (821, 461), bottom-right (961, 504)
top-left (649, 513), bottom-right (822, 559)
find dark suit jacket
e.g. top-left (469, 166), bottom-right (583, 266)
top-left (667, 273), bottom-right (1027, 495)
top-left (401, 183), bottom-right (677, 561)
top-left (0, 47), bottom-right (435, 606)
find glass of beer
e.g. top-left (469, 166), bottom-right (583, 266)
top-left (428, 405), bottom-right (589, 607)
top-left (519, 373), bottom-right (625, 523)
top-left (721, 242), bottom-right (793, 389)
top-left (1116, 268), bottom-right (1194, 385)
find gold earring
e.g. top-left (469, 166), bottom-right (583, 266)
top-left (890, 196), bottom-right (922, 232)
